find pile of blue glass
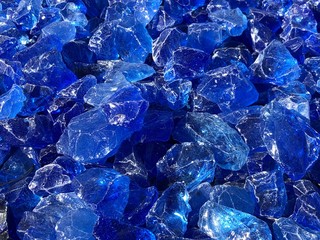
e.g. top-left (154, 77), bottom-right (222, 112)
top-left (1, 0), bottom-right (320, 239)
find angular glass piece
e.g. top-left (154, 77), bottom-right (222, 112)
top-left (0, 59), bottom-right (24, 94)
top-left (52, 156), bottom-right (85, 177)
top-left (250, 40), bottom-right (301, 85)
top-left (30, 7), bottom-right (62, 35)
top-left (276, 96), bottom-right (310, 120)
top-left (258, 0), bottom-right (292, 16)
top-left (198, 201), bottom-right (272, 239)
top-left (134, 0), bottom-right (162, 26)
top-left (210, 185), bottom-right (256, 215)
top-left (246, 152), bottom-right (278, 175)
top-left (245, 170), bottom-right (287, 218)
top-left (57, 86), bottom-right (148, 163)
top-left (207, 0), bottom-right (230, 12)
top-left (188, 182), bottom-right (212, 227)
top-left (28, 164), bottom-right (73, 196)
top-left (72, 168), bottom-right (130, 218)
top-left (273, 217), bottom-right (320, 240)
top-left (94, 218), bottom-right (156, 240)
top-left (306, 33), bottom-right (320, 56)
top-left (146, 182), bottom-right (191, 237)
top-left (291, 192), bottom-right (320, 232)
top-left (157, 142), bottom-right (216, 190)
top-left (174, 112), bottom-right (249, 171)
top-left (197, 62), bottom-right (258, 112)
top-left (132, 110), bottom-right (174, 143)
top-left (152, 28), bottom-right (187, 67)
top-left (164, 0), bottom-right (206, 19)
top-left (23, 50), bottom-right (77, 91)
top-left (56, 208), bottom-right (98, 240)
top-left (209, 8), bottom-right (247, 36)
top-left (284, 37), bottom-right (305, 64)
top-left (0, 35), bottom-right (19, 60)
top-left (12, 0), bottom-right (42, 30)
top-left (280, 3), bottom-right (317, 41)
top-left (61, 2), bottom-right (88, 28)
top-left (164, 47), bottom-right (210, 82)
top-left (187, 22), bottom-right (227, 53)
top-left (0, 84), bottom-right (25, 120)
top-left (249, 20), bottom-right (273, 52)
top-left (250, 8), bottom-right (281, 33)
top-left (41, 21), bottom-right (77, 45)
top-left (260, 100), bottom-right (320, 180)
top-left (305, 57), bottom-right (320, 85)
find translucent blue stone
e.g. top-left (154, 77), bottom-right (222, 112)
top-left (157, 142), bottom-right (216, 190)
top-left (249, 20), bottom-right (273, 52)
top-left (0, 35), bottom-right (19, 60)
top-left (164, 47), bottom-right (210, 82)
top-left (164, 0), bottom-right (206, 19)
top-left (209, 8), bottom-right (247, 37)
top-left (280, 3), bottom-right (317, 41)
top-left (41, 21), bottom-right (77, 45)
top-left (0, 148), bottom-right (37, 188)
top-left (28, 164), bottom-right (73, 196)
top-left (250, 8), bottom-right (282, 33)
top-left (157, 78), bottom-right (192, 110)
top-left (260, 100), bottom-right (320, 180)
top-left (305, 57), bottom-right (320, 86)
top-left (188, 182), bottom-right (212, 227)
top-left (197, 62), bottom-right (259, 112)
top-left (52, 156), bottom-right (84, 176)
top-left (30, 7), bottom-right (62, 35)
top-left (187, 22), bottom-right (227, 53)
top-left (210, 185), bottom-right (256, 215)
top-left (72, 168), bottom-right (130, 218)
top-left (207, 0), bottom-right (230, 12)
top-left (273, 217), bottom-right (320, 240)
top-left (245, 170), bottom-right (287, 218)
top-left (174, 112), bottom-right (249, 171)
top-left (246, 152), bottom-right (279, 175)
top-left (133, 0), bottom-right (162, 26)
top-left (0, 59), bottom-right (24, 94)
top-left (284, 37), bottom-right (305, 64)
top-left (132, 110), bottom-right (174, 143)
top-left (198, 201), bottom-right (272, 239)
top-left (94, 218), bottom-right (156, 240)
top-left (12, 0), bottom-right (42, 30)
top-left (250, 40), bottom-right (301, 85)
top-left (258, 0), bottom-right (292, 16)
top-left (61, 2), bottom-right (88, 28)
top-left (146, 182), bottom-right (191, 237)
top-left (306, 33), bottom-right (320, 55)
top-left (124, 184), bottom-right (158, 226)
top-left (56, 208), bottom-right (98, 240)
top-left (291, 192), bottom-right (320, 232)
top-left (23, 50), bottom-right (77, 91)
top-left (57, 86), bottom-right (148, 163)
top-left (0, 84), bottom-right (25, 120)
top-left (152, 28), bottom-right (187, 67)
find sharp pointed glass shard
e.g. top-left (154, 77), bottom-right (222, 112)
top-left (273, 217), bottom-right (320, 240)
top-left (260, 100), bottom-right (320, 180)
top-left (198, 201), bottom-right (272, 240)
top-left (72, 168), bottom-right (130, 218)
top-left (197, 62), bottom-right (259, 112)
top-left (0, 84), bottom-right (25, 120)
top-left (245, 170), bottom-right (287, 218)
top-left (209, 8), bottom-right (247, 37)
top-left (173, 112), bottom-right (249, 171)
top-left (146, 182), bottom-right (191, 237)
top-left (210, 185), bottom-right (256, 215)
top-left (152, 28), bottom-right (187, 67)
top-left (250, 40), bottom-right (301, 85)
top-left (157, 142), bottom-right (216, 190)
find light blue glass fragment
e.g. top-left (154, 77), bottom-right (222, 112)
top-left (0, 84), bottom-right (25, 120)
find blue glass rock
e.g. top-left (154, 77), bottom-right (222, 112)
top-left (209, 8), bottom-right (247, 37)
top-left (250, 40), bottom-right (301, 85)
top-left (291, 192), bottom-right (320, 232)
top-left (28, 164), bottom-right (73, 196)
top-left (187, 22), bottom-right (227, 53)
top-left (273, 217), bottom-right (320, 240)
top-left (23, 50), bottom-right (77, 91)
top-left (249, 20), bottom-right (273, 52)
top-left (0, 59), bottom-right (24, 94)
top-left (164, 47), bottom-right (209, 82)
top-left (146, 182), bottom-right (191, 237)
top-left (157, 142), bottom-right (216, 190)
top-left (258, 0), bottom-right (292, 16)
top-left (210, 185), bottom-right (256, 215)
top-left (306, 33), bottom-right (320, 55)
top-left (305, 57), bottom-right (320, 86)
top-left (284, 37), bottom-right (306, 64)
top-left (61, 2), bottom-right (88, 28)
top-left (152, 28), bottom-right (187, 67)
top-left (245, 170), bottom-right (287, 218)
top-left (0, 35), bottom-right (19, 60)
top-left (41, 21), bottom-right (77, 45)
top-left (12, 0), bottom-right (42, 30)
top-left (30, 7), bottom-right (62, 35)
top-left (57, 86), bottom-right (148, 163)
top-left (197, 62), bottom-right (259, 112)
top-left (94, 218), bottom-right (156, 240)
top-left (198, 201), bottom-right (272, 239)
top-left (260, 100), bottom-right (320, 180)
top-left (72, 168), bottom-right (130, 218)
top-left (0, 84), bottom-right (25, 120)
top-left (164, 0), bottom-right (206, 19)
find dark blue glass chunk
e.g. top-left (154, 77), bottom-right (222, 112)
top-left (157, 142), bottom-right (216, 189)
top-left (12, 0), bottom-right (42, 30)
top-left (173, 112), bottom-right (249, 171)
top-left (0, 35), bottom-right (19, 60)
top-left (72, 168), bottom-right (130, 218)
top-left (245, 170), bottom-right (287, 218)
top-left (146, 182), bottom-right (191, 237)
top-left (0, 59), bottom-right (25, 94)
top-left (164, 0), bottom-right (206, 19)
top-left (197, 62), bottom-right (259, 112)
top-left (198, 201), bottom-right (272, 239)
top-left (260, 100), bottom-right (320, 180)
top-left (250, 40), bottom-right (301, 85)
